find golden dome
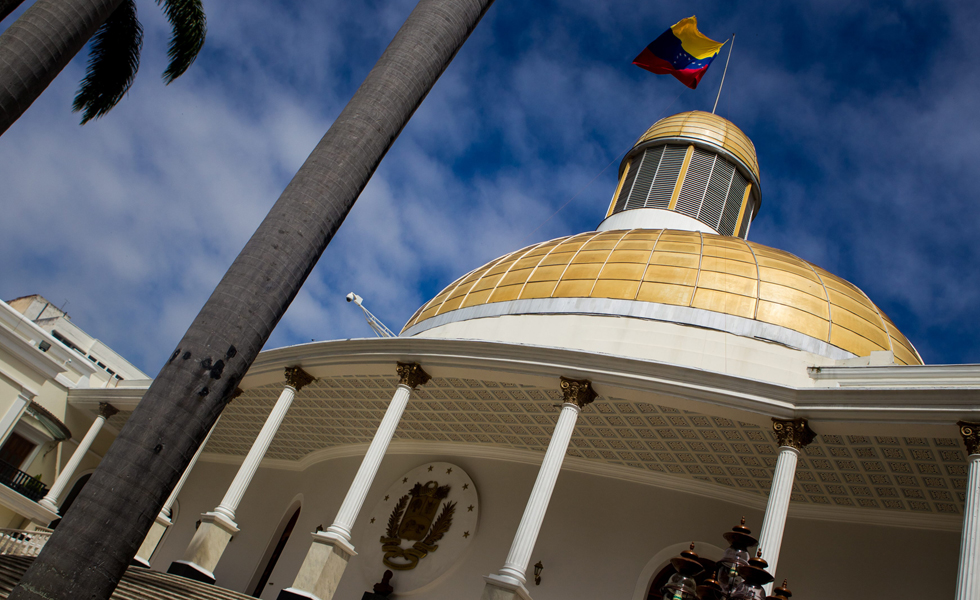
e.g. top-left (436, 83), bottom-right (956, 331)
top-left (403, 229), bottom-right (922, 365)
top-left (634, 111), bottom-right (760, 184)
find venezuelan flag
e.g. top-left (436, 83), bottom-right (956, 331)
top-left (633, 16), bottom-right (726, 89)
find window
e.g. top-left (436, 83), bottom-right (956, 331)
top-left (0, 433), bottom-right (36, 470)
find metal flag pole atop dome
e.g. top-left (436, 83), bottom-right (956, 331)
top-left (712, 33), bottom-right (735, 114)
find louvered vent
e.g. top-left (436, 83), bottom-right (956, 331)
top-left (719, 172), bottom-right (747, 236)
top-left (612, 159), bottom-right (639, 214)
top-left (675, 148), bottom-right (714, 217)
top-left (699, 157), bottom-right (733, 229)
top-left (648, 146), bottom-right (686, 208)
top-left (737, 210), bottom-right (751, 237)
top-left (624, 145), bottom-right (663, 210)
top-left (608, 143), bottom-right (753, 238)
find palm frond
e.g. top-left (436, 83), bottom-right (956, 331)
top-left (157, 0), bottom-right (206, 84)
top-left (72, 0), bottom-right (143, 125)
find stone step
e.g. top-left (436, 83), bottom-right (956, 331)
top-left (0, 556), bottom-right (256, 600)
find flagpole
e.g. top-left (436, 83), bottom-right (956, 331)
top-left (711, 33), bottom-right (735, 115)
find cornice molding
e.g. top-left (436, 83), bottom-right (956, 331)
top-left (64, 337), bottom-right (980, 431)
top-left (239, 337), bottom-right (980, 429)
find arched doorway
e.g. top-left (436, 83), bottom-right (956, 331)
top-left (249, 502), bottom-right (301, 597)
top-left (632, 542), bottom-right (724, 600)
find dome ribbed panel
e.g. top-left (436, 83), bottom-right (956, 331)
top-left (403, 230), bottom-right (923, 365)
top-left (636, 111), bottom-right (760, 184)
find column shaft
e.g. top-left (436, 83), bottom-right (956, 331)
top-left (214, 386), bottom-right (295, 521)
top-left (326, 384), bottom-right (411, 543)
top-left (758, 445), bottom-right (799, 582)
top-left (38, 414), bottom-right (106, 512)
top-left (162, 418), bottom-right (218, 519)
top-left (0, 394), bottom-right (30, 447)
top-left (955, 455), bottom-right (980, 599)
top-left (282, 364), bottom-right (429, 600)
top-left (498, 402), bottom-right (581, 584)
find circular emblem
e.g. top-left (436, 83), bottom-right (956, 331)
top-left (359, 462), bottom-right (479, 594)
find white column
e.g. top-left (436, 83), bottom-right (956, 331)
top-left (758, 446), bottom-right (799, 581)
top-left (498, 401), bottom-right (581, 584)
top-left (955, 422), bottom-right (980, 600)
top-left (135, 418), bottom-right (221, 567)
top-left (323, 383), bottom-right (412, 547)
top-left (484, 377), bottom-right (596, 598)
top-left (171, 370), bottom-right (312, 582)
top-left (281, 362), bottom-right (430, 600)
top-left (39, 402), bottom-right (117, 512)
top-left (212, 381), bottom-right (301, 523)
top-left (162, 418), bottom-right (218, 520)
top-left (758, 418), bottom-right (813, 594)
top-left (0, 392), bottom-right (31, 447)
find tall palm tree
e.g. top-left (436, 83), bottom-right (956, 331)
top-left (8, 0), bottom-right (495, 598)
top-left (0, 0), bottom-right (205, 133)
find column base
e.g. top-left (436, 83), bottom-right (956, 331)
top-left (167, 560), bottom-right (216, 584)
top-left (169, 511), bottom-right (239, 584)
top-left (279, 532), bottom-right (356, 600)
top-left (481, 574), bottom-right (533, 600)
top-left (278, 588), bottom-right (321, 600)
top-left (135, 514), bottom-right (172, 566)
top-left (131, 556), bottom-right (151, 568)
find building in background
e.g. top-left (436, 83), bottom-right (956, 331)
top-left (0, 294), bottom-right (147, 539)
top-left (3, 113), bottom-right (980, 600)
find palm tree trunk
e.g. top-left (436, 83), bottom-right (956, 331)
top-left (8, 0), bottom-right (495, 598)
top-left (0, 0), bottom-right (26, 23)
top-left (0, 0), bottom-right (122, 134)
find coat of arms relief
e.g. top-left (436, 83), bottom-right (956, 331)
top-left (380, 480), bottom-right (456, 570)
top-left (361, 462), bottom-right (478, 594)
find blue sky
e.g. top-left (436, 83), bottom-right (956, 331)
top-left (2, 0), bottom-right (978, 374)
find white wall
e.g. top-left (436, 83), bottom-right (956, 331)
top-left (155, 452), bottom-right (959, 599)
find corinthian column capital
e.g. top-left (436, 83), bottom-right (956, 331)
top-left (771, 418), bottom-right (816, 451)
top-left (559, 377), bottom-right (597, 409)
top-left (396, 362), bottom-right (430, 389)
top-left (959, 421), bottom-right (980, 456)
top-left (98, 402), bottom-right (119, 420)
top-left (284, 366), bottom-right (316, 391)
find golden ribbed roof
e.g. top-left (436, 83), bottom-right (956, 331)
top-left (403, 230), bottom-right (922, 365)
top-left (635, 111), bottom-right (760, 183)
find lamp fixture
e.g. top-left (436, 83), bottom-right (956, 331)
top-left (660, 518), bottom-right (792, 600)
top-left (534, 561), bottom-right (543, 586)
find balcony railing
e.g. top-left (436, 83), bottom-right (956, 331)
top-left (0, 528), bottom-right (51, 556)
top-left (0, 460), bottom-right (48, 502)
